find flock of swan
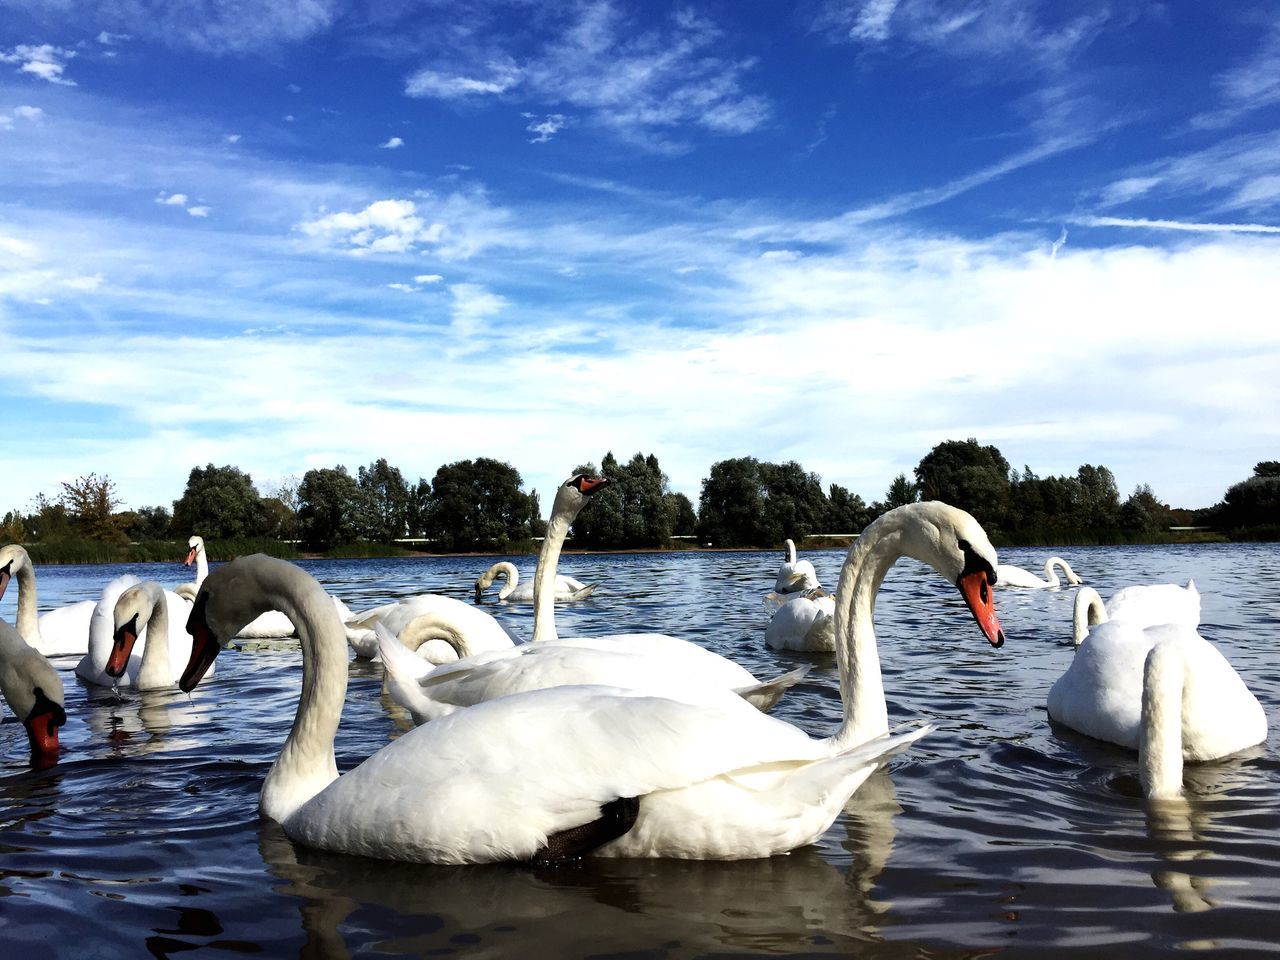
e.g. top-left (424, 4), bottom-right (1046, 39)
top-left (0, 474), bottom-right (1268, 866)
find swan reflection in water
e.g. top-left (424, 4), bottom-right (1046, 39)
top-left (256, 767), bottom-right (906, 958)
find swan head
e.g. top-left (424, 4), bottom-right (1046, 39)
top-left (553, 473), bottom-right (611, 517)
top-left (107, 581), bottom-right (163, 678)
top-left (185, 535), bottom-right (205, 566)
top-left (878, 502), bottom-right (1005, 648)
top-left (0, 621), bottom-right (66, 769)
top-left (0, 543), bottom-right (32, 602)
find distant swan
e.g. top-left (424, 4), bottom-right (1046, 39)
top-left (775, 539), bottom-right (820, 594)
top-left (0, 618), bottom-right (66, 768)
top-left (1047, 583), bottom-right (1264, 798)
top-left (99, 580), bottom-right (212, 690)
top-left (1071, 581), bottom-right (1200, 646)
top-left (996, 556), bottom-right (1083, 589)
top-left (474, 561), bottom-right (596, 604)
top-left (0, 543), bottom-right (98, 657)
top-left (764, 590), bottom-right (836, 652)
top-left (174, 535), bottom-right (207, 602)
top-left (178, 524), bottom-right (1000, 862)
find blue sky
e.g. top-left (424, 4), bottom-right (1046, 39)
top-left (2, 1), bottom-right (1278, 517)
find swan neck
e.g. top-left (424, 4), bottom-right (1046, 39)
top-left (14, 559), bottom-right (40, 643)
top-left (1140, 641), bottom-right (1186, 799)
top-left (496, 561), bottom-right (518, 602)
top-left (136, 588), bottom-right (172, 690)
top-left (784, 539), bottom-right (797, 564)
top-left (397, 614), bottom-right (464, 656)
top-left (261, 573), bottom-right (345, 823)
top-left (531, 494), bottom-right (576, 643)
top-left (1072, 588), bottom-right (1107, 646)
top-left (195, 548), bottom-right (208, 588)
top-left (829, 525), bottom-right (898, 750)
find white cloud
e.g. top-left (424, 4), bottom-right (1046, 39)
top-left (0, 43), bottom-right (77, 85)
top-left (1192, 23), bottom-right (1280, 130)
top-left (157, 192), bottom-right (189, 206)
top-left (405, 60), bottom-right (523, 99)
top-left (96, 31), bottom-right (131, 46)
top-left (225, 133), bottom-right (242, 143)
top-left (380, 136), bottom-right (405, 149)
top-left (287, 83), bottom-right (302, 93)
top-left (523, 113), bottom-right (569, 144)
top-left (448, 282), bottom-right (507, 338)
top-left (297, 199), bottom-right (444, 255)
top-left (186, 205), bottom-right (211, 217)
top-left (387, 282), bottom-right (416, 292)
top-left (1072, 216), bottom-right (1280, 235)
top-left (414, 274), bottom-right (443, 284)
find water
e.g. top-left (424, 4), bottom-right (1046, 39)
top-left (2, 543), bottom-right (1278, 958)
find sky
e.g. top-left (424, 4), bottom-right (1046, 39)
top-left (1, 1), bottom-right (1278, 517)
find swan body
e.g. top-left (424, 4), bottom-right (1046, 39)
top-left (0, 618), bottom-right (66, 768)
top-left (1071, 581), bottom-right (1200, 646)
top-left (74, 577), bottom-right (206, 688)
top-left (0, 543), bottom-right (97, 657)
top-left (764, 590), bottom-right (836, 652)
top-left (381, 476), bottom-right (818, 721)
top-left (474, 561), bottom-right (596, 603)
top-left (182, 553), bottom-right (945, 863)
top-left (996, 556), bottom-right (1083, 589)
top-left (345, 594), bottom-right (517, 662)
top-left (174, 535), bottom-right (207, 602)
top-left (775, 539), bottom-right (820, 594)
top-left (1047, 592), bottom-right (1264, 798)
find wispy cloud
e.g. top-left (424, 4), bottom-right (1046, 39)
top-left (297, 199), bottom-right (444, 255)
top-left (523, 112), bottom-right (569, 143)
top-left (1192, 21), bottom-right (1280, 130)
top-left (380, 136), bottom-right (405, 149)
top-left (0, 43), bottom-right (77, 85)
top-left (1072, 216), bottom-right (1280, 235)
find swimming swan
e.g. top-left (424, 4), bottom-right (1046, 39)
top-left (1047, 586), bottom-right (1264, 799)
top-left (996, 556), bottom-right (1083, 589)
top-left (100, 580), bottom-right (213, 690)
top-left (379, 475), bottom-right (822, 722)
top-left (775, 539), bottom-right (821, 594)
top-left (0, 543), bottom-right (97, 657)
top-left (179, 552), bottom-right (952, 863)
top-left (1071, 582), bottom-right (1200, 646)
top-left (345, 595), bottom-right (516, 662)
top-left (474, 561), bottom-right (596, 604)
top-left (764, 589), bottom-right (837, 652)
top-left (174, 535), bottom-right (207, 602)
top-left (0, 618), bottom-right (66, 768)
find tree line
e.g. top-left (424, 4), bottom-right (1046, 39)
top-left (2, 442), bottom-right (1276, 556)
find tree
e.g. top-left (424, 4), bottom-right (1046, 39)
top-left (60, 472), bottom-right (126, 542)
top-left (125, 505), bottom-right (173, 541)
top-left (666, 492), bottom-right (697, 536)
top-left (171, 464), bottom-right (272, 539)
top-left (297, 466), bottom-right (364, 549)
top-left (914, 439), bottom-right (1011, 530)
top-left (357, 458), bottom-right (411, 543)
top-left (1205, 461), bottom-right (1280, 532)
top-left (697, 457), bottom-right (830, 546)
top-left (1074, 464), bottom-right (1121, 530)
top-left (1120, 483), bottom-right (1172, 532)
top-left (570, 455), bottom-right (625, 548)
top-left (424, 458), bottom-right (539, 551)
top-left (827, 483), bottom-right (872, 532)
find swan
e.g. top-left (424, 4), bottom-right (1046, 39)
top-left (1071, 581), bottom-right (1200, 646)
top-left (0, 543), bottom-right (97, 657)
top-left (764, 589), bottom-right (836, 652)
top-left (92, 580), bottom-right (211, 690)
top-left (174, 535), bottom-right (207, 602)
top-left (178, 548), bottom-right (969, 863)
top-left (996, 556), bottom-right (1083, 589)
top-left (379, 475), bottom-right (820, 722)
top-left (775, 539), bottom-right (820, 594)
top-left (344, 595), bottom-right (517, 662)
top-left (474, 561), bottom-right (596, 604)
top-left (74, 577), bottom-right (207, 688)
top-left (0, 618), bottom-right (66, 768)
top-left (1046, 587), bottom-right (1264, 798)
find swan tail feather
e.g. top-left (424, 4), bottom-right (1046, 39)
top-left (733, 665), bottom-right (810, 712)
top-left (532, 795), bottom-right (640, 864)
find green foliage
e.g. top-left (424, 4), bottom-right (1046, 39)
top-left (828, 483), bottom-right (873, 532)
top-left (425, 458), bottom-right (539, 551)
top-left (60, 472), bottom-right (127, 542)
top-left (124, 505), bottom-right (173, 541)
top-left (172, 464), bottom-right (273, 539)
top-left (297, 466), bottom-right (364, 549)
top-left (915, 439), bottom-right (1011, 531)
top-left (1201, 461), bottom-right (1280, 534)
top-left (572, 452), bottom-right (682, 548)
top-left (357, 458), bottom-right (411, 542)
top-left (696, 457), bottom-right (831, 546)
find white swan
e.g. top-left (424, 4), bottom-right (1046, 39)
top-left (0, 618), bottom-right (66, 768)
top-left (0, 543), bottom-right (97, 657)
top-left (97, 580), bottom-right (211, 690)
top-left (174, 535), bottom-right (207, 602)
top-left (1047, 585), bottom-right (1264, 798)
top-left (474, 561), bottom-right (596, 604)
top-left (764, 589), bottom-right (836, 652)
top-left (344, 594), bottom-right (517, 662)
top-left (379, 476), bottom-right (817, 722)
top-left (74, 577), bottom-right (207, 688)
top-left (180, 552), bottom-right (946, 863)
top-left (775, 539), bottom-right (820, 594)
top-left (996, 556), bottom-right (1083, 589)
top-left (1071, 581), bottom-right (1200, 646)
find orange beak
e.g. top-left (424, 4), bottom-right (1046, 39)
top-left (0, 565), bottom-right (11, 602)
top-left (957, 569), bottom-right (1005, 648)
top-left (106, 615), bottom-right (139, 678)
top-left (184, 547), bottom-right (197, 566)
top-left (25, 689), bottom-right (65, 770)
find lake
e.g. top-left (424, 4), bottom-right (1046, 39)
top-left (2, 542), bottom-right (1278, 958)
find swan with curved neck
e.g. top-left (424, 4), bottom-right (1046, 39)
top-left (0, 618), bottom-right (66, 768)
top-left (775, 539), bottom-right (820, 594)
top-left (181, 505), bottom-right (1001, 862)
top-left (0, 543), bottom-right (97, 657)
top-left (996, 556), bottom-right (1083, 589)
top-left (1048, 583), bottom-right (1262, 798)
top-left (174, 536), bottom-right (208, 602)
top-left (101, 580), bottom-right (212, 689)
top-left (474, 561), bottom-right (596, 604)
top-left (1071, 581), bottom-right (1200, 646)
top-left (345, 594), bottom-right (515, 662)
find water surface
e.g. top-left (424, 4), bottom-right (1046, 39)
top-left (2, 543), bottom-right (1278, 957)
